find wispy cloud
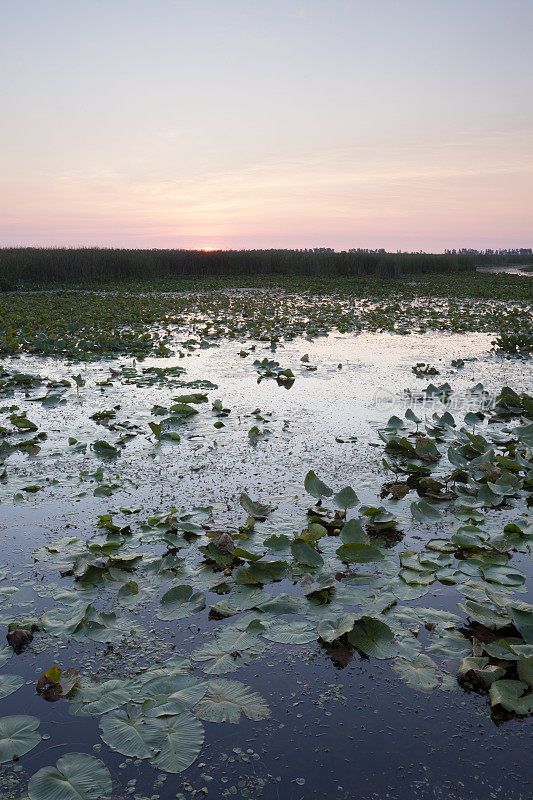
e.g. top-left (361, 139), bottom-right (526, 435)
top-left (2, 132), bottom-right (532, 248)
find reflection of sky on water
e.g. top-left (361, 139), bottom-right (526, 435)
top-left (0, 330), bottom-right (531, 799)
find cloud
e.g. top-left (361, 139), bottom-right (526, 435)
top-left (1, 131), bottom-right (532, 248)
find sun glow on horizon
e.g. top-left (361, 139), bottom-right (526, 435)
top-left (0, 2), bottom-right (531, 251)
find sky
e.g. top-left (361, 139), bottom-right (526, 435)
top-left (1, 0), bottom-right (532, 252)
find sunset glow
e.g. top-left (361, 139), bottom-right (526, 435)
top-left (1, 1), bottom-right (531, 252)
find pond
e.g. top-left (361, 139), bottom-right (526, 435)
top-left (0, 306), bottom-right (531, 800)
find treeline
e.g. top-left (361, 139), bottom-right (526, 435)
top-left (0, 247), bottom-right (528, 287)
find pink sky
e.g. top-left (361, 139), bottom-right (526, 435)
top-left (1, 1), bottom-right (532, 252)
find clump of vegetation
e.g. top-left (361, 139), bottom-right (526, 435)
top-left (0, 273), bottom-right (531, 359)
top-left (412, 362), bottom-right (440, 377)
top-left (492, 332), bottom-right (533, 355)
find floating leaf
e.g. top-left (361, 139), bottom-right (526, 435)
top-left (92, 440), bottom-right (119, 456)
top-left (300, 523), bottom-right (327, 543)
top-left (348, 618), bottom-right (400, 659)
top-left (340, 518), bottom-right (369, 544)
top-left (489, 680), bottom-right (533, 714)
top-left (426, 629), bottom-right (471, 658)
top-left (140, 675), bottom-right (207, 717)
top-left (0, 647), bottom-right (13, 668)
top-left (392, 655), bottom-right (440, 692)
top-left (263, 619), bottom-right (316, 644)
top-left (234, 561), bottom-right (287, 585)
top-left (69, 677), bottom-right (137, 717)
top-left (509, 605), bottom-right (533, 643)
top-left (458, 600), bottom-right (510, 630)
top-left (100, 705), bottom-right (152, 759)
top-left (304, 470), bottom-right (333, 499)
top-left (143, 713), bottom-right (204, 773)
top-left (0, 674), bottom-right (24, 700)
top-left (399, 567), bottom-right (435, 586)
top-left (457, 657), bottom-right (506, 687)
top-left (117, 580), bottom-right (150, 609)
top-left (332, 486), bottom-right (359, 510)
top-left (481, 565), bottom-right (525, 587)
top-left (0, 715), bottom-right (41, 763)
top-left (291, 539), bottom-right (323, 568)
top-left (336, 543), bottom-right (384, 564)
top-left (239, 493), bottom-right (274, 520)
top-left (149, 422), bottom-right (162, 440)
top-left (263, 534), bottom-right (291, 551)
top-left (28, 753), bottom-right (112, 800)
top-left (487, 473), bottom-right (523, 497)
top-left (411, 499), bottom-right (441, 522)
top-left (74, 609), bottom-right (138, 643)
top-left (157, 585), bottom-right (206, 621)
top-left (191, 632), bottom-right (264, 675)
top-left (256, 593), bottom-right (304, 615)
top-left (41, 604), bottom-right (90, 638)
top-left (318, 613), bottom-right (356, 643)
top-left (210, 586), bottom-right (270, 617)
top-left (194, 679), bottom-right (270, 724)
top-left (517, 656), bottom-right (533, 684)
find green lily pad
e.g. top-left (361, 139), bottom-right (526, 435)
top-left (340, 518), bottom-right (369, 544)
top-left (517, 655), bottom-right (533, 684)
top-left (263, 619), bottom-right (316, 644)
top-left (157, 585), bottom-right (206, 621)
top-left (489, 680), bottom-right (533, 714)
top-left (348, 618), bottom-right (401, 659)
top-left (100, 705), bottom-right (152, 759)
top-left (411, 499), bottom-right (441, 522)
top-left (257, 594), bottom-right (304, 615)
top-left (481, 565), bottom-right (525, 587)
top-left (0, 715), bottom-right (41, 763)
top-left (317, 613), bottom-right (356, 643)
top-left (457, 657), bottom-right (506, 687)
top-left (234, 560), bottom-right (287, 585)
top-left (399, 567), bottom-right (435, 586)
top-left (140, 675), bottom-right (207, 717)
top-left (426, 629), bottom-right (471, 659)
top-left (0, 674), bottom-right (24, 700)
top-left (291, 539), bottom-right (323, 568)
top-left (28, 753), bottom-right (112, 800)
top-left (0, 647), bottom-right (13, 668)
top-left (332, 486), bottom-right (359, 510)
top-left (92, 440), bottom-right (119, 457)
top-left (69, 677), bottom-right (137, 717)
top-left (264, 534), bottom-right (292, 551)
top-left (304, 470), bottom-right (333, 499)
top-left (392, 655), bottom-right (440, 692)
top-left (458, 600), bottom-right (511, 630)
top-left (509, 605), bottom-right (533, 642)
top-left (336, 543), bottom-right (385, 564)
top-left (191, 627), bottom-right (264, 674)
top-left (194, 679), bottom-right (270, 724)
top-left (143, 713), bottom-right (204, 773)
top-left (117, 581), bottom-right (151, 609)
top-left (239, 493), bottom-right (274, 520)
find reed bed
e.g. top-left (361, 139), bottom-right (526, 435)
top-left (0, 247), bottom-right (512, 287)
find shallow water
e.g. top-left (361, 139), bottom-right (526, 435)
top-left (476, 266), bottom-right (532, 277)
top-left (0, 328), bottom-right (531, 800)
